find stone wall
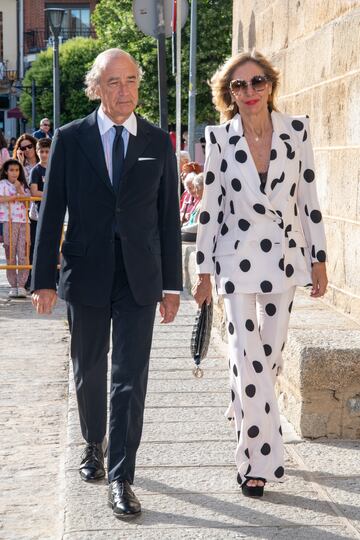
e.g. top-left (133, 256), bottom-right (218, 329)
top-left (232, 0), bottom-right (360, 321)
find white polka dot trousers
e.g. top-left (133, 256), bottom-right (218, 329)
top-left (223, 286), bottom-right (296, 484)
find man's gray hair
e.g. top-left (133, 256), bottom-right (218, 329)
top-left (85, 48), bottom-right (143, 101)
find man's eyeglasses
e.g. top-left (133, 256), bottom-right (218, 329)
top-left (42, 123), bottom-right (50, 127)
top-left (20, 144), bottom-right (34, 151)
top-left (229, 75), bottom-right (268, 94)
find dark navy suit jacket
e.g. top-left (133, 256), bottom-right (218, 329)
top-left (31, 109), bottom-right (182, 307)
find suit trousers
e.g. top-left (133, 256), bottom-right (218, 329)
top-left (67, 239), bottom-right (157, 484)
top-left (223, 287), bottom-right (296, 484)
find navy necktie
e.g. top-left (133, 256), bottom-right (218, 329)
top-left (112, 125), bottom-right (124, 193)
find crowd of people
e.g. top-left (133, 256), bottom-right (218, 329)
top-left (0, 126), bottom-right (51, 298)
top-left (179, 151), bottom-right (204, 243)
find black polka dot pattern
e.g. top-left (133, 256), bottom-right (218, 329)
top-left (199, 211), bottom-right (210, 224)
top-left (245, 319), bottom-right (255, 331)
top-left (245, 384), bottom-right (256, 397)
top-left (253, 361), bottom-right (263, 373)
top-left (290, 183), bottom-right (296, 197)
top-left (235, 150), bottom-right (247, 163)
top-left (229, 135), bottom-right (241, 145)
top-left (254, 203), bottom-right (266, 214)
top-left (238, 219), bottom-right (250, 231)
top-left (217, 211), bottom-right (224, 224)
top-left (196, 251), bottom-right (204, 264)
top-left (310, 210), bottom-right (322, 223)
top-left (292, 119), bottom-right (304, 131)
top-left (285, 142), bottom-right (295, 159)
top-left (215, 261), bottom-right (221, 275)
top-left (230, 200), bottom-right (235, 214)
top-left (205, 171), bottom-right (215, 185)
top-left (209, 131), bottom-right (217, 144)
top-left (270, 149), bottom-right (277, 160)
top-left (265, 402), bottom-right (270, 414)
top-left (260, 281), bottom-right (273, 293)
top-left (304, 169), bottom-right (315, 182)
top-left (274, 466), bottom-right (284, 478)
top-left (221, 223), bottom-right (229, 235)
top-left (264, 344), bottom-right (272, 356)
top-left (261, 443), bottom-right (271, 455)
top-left (260, 239), bottom-right (272, 252)
top-left (233, 364), bottom-right (238, 376)
top-left (248, 425), bottom-right (259, 438)
top-left (244, 448), bottom-right (250, 459)
top-left (225, 281), bottom-right (235, 294)
top-left (228, 321), bottom-right (234, 334)
top-left (265, 303), bottom-right (277, 316)
top-left (231, 178), bottom-right (242, 191)
top-left (239, 259), bottom-right (251, 272)
top-left (317, 250), bottom-right (326, 262)
top-left (220, 159), bottom-right (227, 172)
top-left (285, 264), bottom-right (294, 277)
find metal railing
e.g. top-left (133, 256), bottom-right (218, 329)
top-left (25, 27), bottom-right (97, 54)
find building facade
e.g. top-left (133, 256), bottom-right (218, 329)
top-left (0, 0), bottom-right (98, 140)
top-left (232, 0), bottom-right (360, 321)
top-left (24, 0), bottom-right (98, 66)
top-left (0, 0), bottom-right (19, 139)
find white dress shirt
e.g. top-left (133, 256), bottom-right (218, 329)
top-left (97, 107), bottom-right (179, 296)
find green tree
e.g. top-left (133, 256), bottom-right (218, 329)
top-left (20, 37), bottom-right (105, 126)
top-left (92, 0), bottom-right (232, 125)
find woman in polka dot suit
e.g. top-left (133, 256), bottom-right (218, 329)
top-left (193, 50), bottom-right (328, 498)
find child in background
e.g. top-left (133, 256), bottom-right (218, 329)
top-left (0, 159), bottom-right (30, 298)
top-left (25, 138), bottom-right (51, 289)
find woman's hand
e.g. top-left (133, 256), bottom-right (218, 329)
top-left (192, 274), bottom-right (212, 307)
top-left (311, 262), bottom-right (328, 298)
top-left (16, 149), bottom-right (24, 164)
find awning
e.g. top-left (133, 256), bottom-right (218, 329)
top-left (7, 106), bottom-right (25, 119)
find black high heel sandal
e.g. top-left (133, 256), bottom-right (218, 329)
top-left (238, 474), bottom-right (266, 497)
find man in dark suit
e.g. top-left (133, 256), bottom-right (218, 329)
top-left (31, 49), bottom-right (182, 518)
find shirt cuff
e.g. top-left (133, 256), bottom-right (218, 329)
top-left (163, 290), bottom-right (181, 295)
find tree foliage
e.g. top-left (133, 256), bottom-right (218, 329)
top-left (92, 0), bottom-right (232, 125)
top-left (19, 37), bottom-right (105, 126)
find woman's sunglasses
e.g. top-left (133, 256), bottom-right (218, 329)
top-left (229, 75), bottom-right (268, 94)
top-left (20, 144), bottom-right (34, 151)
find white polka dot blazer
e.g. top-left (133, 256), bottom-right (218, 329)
top-left (195, 111), bottom-right (327, 295)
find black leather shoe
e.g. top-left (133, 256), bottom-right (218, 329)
top-left (108, 480), bottom-right (141, 518)
top-left (79, 440), bottom-right (106, 482)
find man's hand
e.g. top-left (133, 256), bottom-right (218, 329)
top-left (32, 289), bottom-right (58, 314)
top-left (192, 274), bottom-right (212, 307)
top-left (159, 293), bottom-right (180, 324)
top-left (310, 262), bottom-right (328, 298)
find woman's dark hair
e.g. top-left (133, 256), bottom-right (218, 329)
top-left (13, 134), bottom-right (39, 164)
top-left (0, 130), bottom-right (8, 150)
top-left (0, 159), bottom-right (28, 187)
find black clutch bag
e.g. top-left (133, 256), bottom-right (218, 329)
top-left (190, 300), bottom-right (213, 378)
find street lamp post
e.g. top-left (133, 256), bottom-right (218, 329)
top-left (45, 8), bottom-right (65, 130)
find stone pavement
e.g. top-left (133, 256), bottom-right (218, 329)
top-left (1, 243), bottom-right (360, 539)
top-left (0, 246), bottom-right (69, 540)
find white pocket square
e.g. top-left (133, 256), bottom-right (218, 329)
top-left (138, 157), bottom-right (157, 161)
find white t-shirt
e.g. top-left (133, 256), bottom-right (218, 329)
top-left (0, 179), bottom-right (30, 223)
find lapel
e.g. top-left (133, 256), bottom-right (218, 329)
top-left (76, 109), bottom-right (114, 194)
top-left (121, 114), bottom-right (151, 178)
top-left (228, 114), bottom-right (273, 209)
top-left (266, 111), bottom-right (298, 200)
